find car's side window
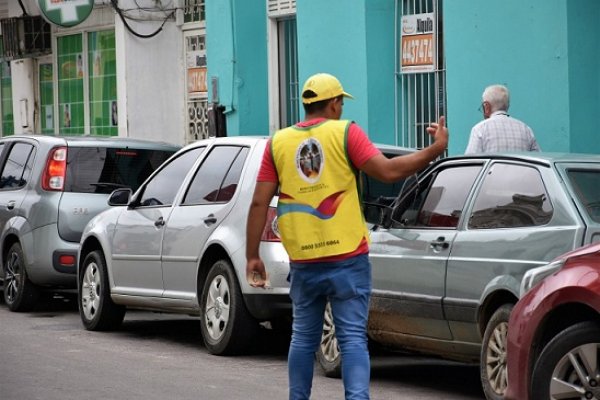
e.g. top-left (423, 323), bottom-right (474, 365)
top-left (392, 166), bottom-right (482, 229)
top-left (468, 163), bottom-right (553, 229)
top-left (182, 146), bottom-right (249, 205)
top-left (138, 147), bottom-right (205, 207)
top-left (567, 169), bottom-right (600, 222)
top-left (0, 143), bottom-right (35, 190)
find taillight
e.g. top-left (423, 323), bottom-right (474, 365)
top-left (261, 206), bottom-right (281, 242)
top-left (42, 147), bottom-right (67, 191)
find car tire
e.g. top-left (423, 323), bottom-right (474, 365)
top-left (78, 250), bottom-right (125, 331)
top-left (480, 303), bottom-right (513, 400)
top-left (3, 243), bottom-right (39, 312)
top-left (200, 259), bottom-right (258, 355)
top-left (316, 302), bottom-right (342, 378)
top-left (531, 321), bottom-right (600, 400)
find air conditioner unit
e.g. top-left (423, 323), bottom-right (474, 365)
top-left (1, 16), bottom-right (51, 61)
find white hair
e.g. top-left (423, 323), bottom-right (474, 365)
top-left (482, 84), bottom-right (510, 112)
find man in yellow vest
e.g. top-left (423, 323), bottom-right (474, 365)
top-left (246, 73), bottom-right (448, 400)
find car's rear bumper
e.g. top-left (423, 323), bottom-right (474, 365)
top-left (244, 293), bottom-right (291, 320)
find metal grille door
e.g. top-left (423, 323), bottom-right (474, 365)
top-left (396, 0), bottom-right (446, 149)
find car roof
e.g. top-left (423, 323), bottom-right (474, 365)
top-left (0, 134), bottom-right (180, 150)
top-left (438, 152), bottom-right (600, 167)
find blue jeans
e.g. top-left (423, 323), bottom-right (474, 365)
top-left (288, 253), bottom-right (371, 400)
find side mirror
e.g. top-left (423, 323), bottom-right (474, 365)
top-left (363, 202), bottom-right (393, 229)
top-left (108, 188), bottom-right (132, 206)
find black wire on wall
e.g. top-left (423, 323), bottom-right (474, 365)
top-left (109, 0), bottom-right (175, 39)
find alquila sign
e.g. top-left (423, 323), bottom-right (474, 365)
top-left (38, 0), bottom-right (94, 28)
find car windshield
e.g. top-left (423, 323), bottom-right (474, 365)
top-left (65, 147), bottom-right (175, 194)
top-left (566, 169), bottom-right (600, 223)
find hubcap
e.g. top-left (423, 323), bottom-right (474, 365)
top-left (204, 275), bottom-right (230, 340)
top-left (486, 321), bottom-right (508, 395)
top-left (81, 262), bottom-right (101, 321)
top-left (320, 303), bottom-right (340, 363)
top-left (550, 343), bottom-right (600, 399)
top-left (5, 251), bottom-right (22, 303)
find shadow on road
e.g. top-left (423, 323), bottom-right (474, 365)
top-left (368, 353), bottom-right (484, 398)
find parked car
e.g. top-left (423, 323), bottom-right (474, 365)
top-left (76, 137), bottom-right (414, 355)
top-left (0, 135), bottom-right (178, 312)
top-left (317, 153), bottom-right (600, 400)
top-left (505, 242), bottom-right (600, 400)
top-left (76, 136), bottom-right (290, 355)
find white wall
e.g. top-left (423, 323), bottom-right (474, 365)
top-left (116, 15), bottom-right (185, 144)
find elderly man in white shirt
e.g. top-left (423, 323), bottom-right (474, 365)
top-left (465, 84), bottom-right (540, 154)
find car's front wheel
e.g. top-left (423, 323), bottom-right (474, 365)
top-left (3, 243), bottom-right (38, 312)
top-left (78, 250), bottom-right (125, 330)
top-left (200, 259), bottom-right (258, 355)
top-left (480, 303), bottom-right (513, 400)
top-left (531, 321), bottom-right (600, 400)
top-left (316, 302), bottom-right (342, 378)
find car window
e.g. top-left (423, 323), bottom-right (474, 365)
top-left (469, 163), bottom-right (553, 229)
top-left (360, 152), bottom-right (416, 224)
top-left (0, 143), bottom-right (35, 190)
top-left (65, 147), bottom-right (176, 194)
top-left (138, 147), bottom-right (205, 207)
top-left (392, 165), bottom-right (482, 228)
top-left (566, 169), bottom-right (600, 222)
top-left (182, 146), bottom-right (249, 205)
top-left (361, 159), bottom-right (410, 205)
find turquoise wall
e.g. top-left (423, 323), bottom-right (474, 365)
top-left (206, 0), bottom-right (600, 154)
top-left (567, 0), bottom-right (600, 153)
top-left (444, 0), bottom-right (571, 155)
top-left (206, 0), bottom-right (269, 136)
top-left (297, 0), bottom-right (396, 144)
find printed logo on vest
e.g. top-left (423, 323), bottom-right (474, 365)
top-left (295, 138), bottom-right (324, 183)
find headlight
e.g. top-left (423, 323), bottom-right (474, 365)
top-left (519, 259), bottom-right (565, 297)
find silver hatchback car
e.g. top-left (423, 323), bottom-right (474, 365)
top-left (77, 136), bottom-right (291, 355)
top-left (0, 135), bottom-right (179, 311)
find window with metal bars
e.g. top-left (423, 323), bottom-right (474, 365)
top-left (268, 1), bottom-right (299, 130)
top-left (184, 0), bottom-right (205, 23)
top-left (278, 18), bottom-right (299, 127)
top-left (396, 0), bottom-right (446, 150)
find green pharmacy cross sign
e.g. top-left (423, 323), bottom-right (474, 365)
top-left (38, 0), bottom-right (94, 28)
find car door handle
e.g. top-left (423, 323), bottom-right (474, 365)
top-left (154, 217), bottom-right (165, 227)
top-left (430, 236), bottom-right (450, 250)
top-left (203, 214), bottom-right (217, 226)
top-left (6, 200), bottom-right (15, 210)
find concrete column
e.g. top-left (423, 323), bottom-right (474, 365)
top-left (11, 58), bottom-right (35, 134)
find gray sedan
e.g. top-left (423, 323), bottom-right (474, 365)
top-left (318, 152), bottom-right (600, 400)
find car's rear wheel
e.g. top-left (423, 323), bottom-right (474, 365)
top-left (79, 250), bottom-right (125, 330)
top-left (200, 259), bottom-right (258, 355)
top-left (316, 302), bottom-right (342, 378)
top-left (480, 303), bottom-right (513, 400)
top-left (3, 243), bottom-right (38, 312)
top-left (531, 321), bottom-right (600, 400)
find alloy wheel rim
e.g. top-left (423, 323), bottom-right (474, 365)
top-left (320, 303), bottom-right (340, 363)
top-left (486, 321), bottom-right (508, 395)
top-left (204, 274), bottom-right (230, 340)
top-left (5, 251), bottom-right (22, 303)
top-left (550, 343), bottom-right (600, 399)
top-left (81, 262), bottom-right (101, 321)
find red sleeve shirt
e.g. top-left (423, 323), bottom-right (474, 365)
top-left (257, 118), bottom-right (381, 183)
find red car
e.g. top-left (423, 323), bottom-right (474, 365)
top-left (505, 242), bottom-right (600, 400)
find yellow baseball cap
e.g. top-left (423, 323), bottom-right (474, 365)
top-left (301, 73), bottom-right (354, 104)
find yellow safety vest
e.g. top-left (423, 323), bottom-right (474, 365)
top-left (271, 119), bottom-right (370, 260)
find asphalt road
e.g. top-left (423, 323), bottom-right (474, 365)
top-left (0, 292), bottom-right (484, 400)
